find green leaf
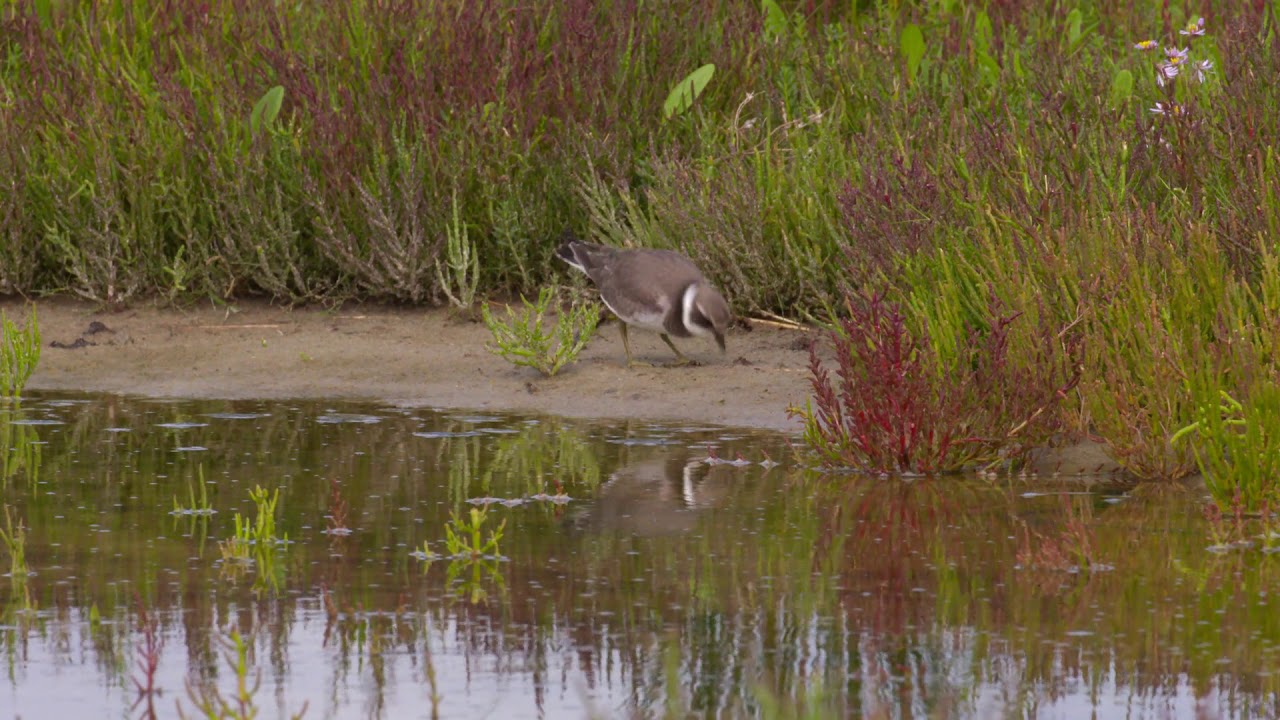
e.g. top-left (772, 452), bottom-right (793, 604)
top-left (1110, 68), bottom-right (1134, 106)
top-left (900, 24), bottom-right (925, 84)
top-left (33, 0), bottom-right (52, 31)
top-left (762, 0), bottom-right (788, 41)
top-left (973, 11), bottom-right (993, 55)
top-left (250, 85), bottom-right (285, 135)
top-left (976, 50), bottom-right (1001, 89)
top-left (662, 63), bottom-right (715, 119)
top-left (1066, 8), bottom-right (1083, 48)
top-left (1008, 44), bottom-right (1025, 80)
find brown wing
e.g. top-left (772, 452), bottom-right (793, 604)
top-left (593, 250), bottom-right (704, 329)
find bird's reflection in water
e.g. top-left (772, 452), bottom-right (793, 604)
top-left (570, 451), bottom-right (737, 536)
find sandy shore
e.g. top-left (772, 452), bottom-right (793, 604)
top-left (11, 297), bottom-right (819, 432)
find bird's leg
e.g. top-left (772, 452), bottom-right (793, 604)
top-left (661, 334), bottom-right (696, 367)
top-left (620, 323), bottom-right (651, 368)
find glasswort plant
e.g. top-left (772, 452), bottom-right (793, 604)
top-left (219, 485), bottom-right (286, 563)
top-left (436, 191), bottom-right (480, 311)
top-left (0, 306), bottom-right (41, 400)
top-left (171, 466), bottom-right (216, 516)
top-left (444, 507), bottom-right (506, 560)
top-left (789, 292), bottom-right (1075, 475)
top-left (482, 287), bottom-right (600, 377)
top-left (1174, 384), bottom-right (1280, 513)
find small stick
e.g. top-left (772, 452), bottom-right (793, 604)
top-left (190, 324), bottom-right (285, 330)
top-left (746, 315), bottom-right (806, 330)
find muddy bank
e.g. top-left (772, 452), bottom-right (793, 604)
top-left (13, 297), bottom-right (818, 432)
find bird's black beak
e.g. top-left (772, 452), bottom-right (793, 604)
top-left (715, 332), bottom-right (726, 353)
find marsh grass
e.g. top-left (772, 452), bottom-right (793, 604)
top-left (0, 306), bottom-right (40, 399)
top-left (789, 291), bottom-right (1077, 475)
top-left (7, 2), bottom-right (1280, 503)
top-left (436, 192), bottom-right (480, 311)
top-left (482, 288), bottom-right (600, 376)
top-left (1175, 350), bottom-right (1280, 512)
top-left (2, 2), bottom-right (1263, 314)
top-left (171, 466), bottom-right (216, 516)
top-left (218, 485), bottom-right (287, 588)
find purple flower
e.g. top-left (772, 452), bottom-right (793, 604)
top-left (1150, 102), bottom-right (1184, 117)
top-left (1164, 46), bottom-right (1189, 64)
top-left (1133, 39), bottom-right (1159, 51)
top-left (1156, 62), bottom-right (1180, 87)
top-left (1194, 59), bottom-right (1214, 83)
top-left (1180, 17), bottom-right (1206, 37)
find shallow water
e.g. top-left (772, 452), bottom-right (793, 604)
top-left (0, 393), bottom-right (1277, 719)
